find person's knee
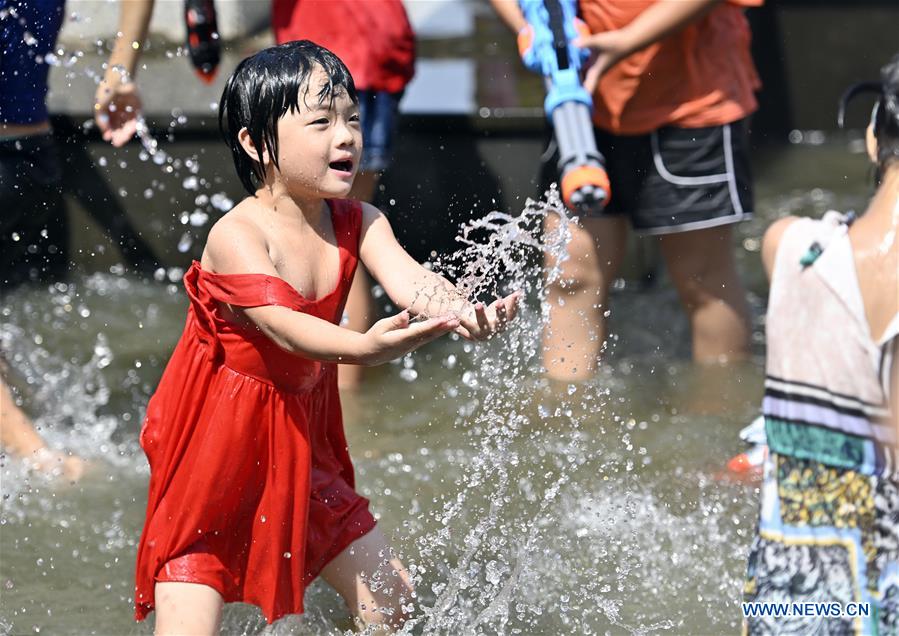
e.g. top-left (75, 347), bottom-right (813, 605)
top-left (673, 271), bottom-right (715, 311)
top-left (665, 244), bottom-right (742, 309)
top-left (549, 256), bottom-right (604, 297)
top-left (676, 263), bottom-right (745, 315)
top-left (544, 216), bottom-right (625, 299)
top-left (547, 234), bottom-right (607, 297)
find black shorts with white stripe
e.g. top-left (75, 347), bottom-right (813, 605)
top-left (543, 119), bottom-right (754, 235)
top-left (599, 119), bottom-right (753, 234)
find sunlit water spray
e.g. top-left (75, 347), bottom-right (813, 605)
top-left (1, 11), bottom-right (773, 632)
top-left (0, 185), bottom-right (758, 635)
top-left (363, 190), bottom-right (669, 635)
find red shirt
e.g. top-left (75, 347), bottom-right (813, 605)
top-left (580, 0), bottom-right (763, 134)
top-left (272, 0), bottom-right (415, 93)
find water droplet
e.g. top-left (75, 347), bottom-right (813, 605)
top-left (210, 193), bottom-right (233, 211)
top-left (189, 211), bottom-right (208, 227)
top-left (177, 232), bottom-right (193, 253)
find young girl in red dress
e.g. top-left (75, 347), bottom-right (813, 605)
top-left (133, 40), bottom-right (520, 635)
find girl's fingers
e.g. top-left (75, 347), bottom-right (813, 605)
top-left (474, 302), bottom-right (490, 337)
top-left (382, 310), bottom-right (410, 332)
top-left (496, 299), bottom-right (508, 329)
top-left (501, 291), bottom-right (522, 322)
top-left (408, 315), bottom-right (458, 343)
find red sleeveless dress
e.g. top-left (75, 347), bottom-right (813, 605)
top-left (134, 199), bottom-right (376, 624)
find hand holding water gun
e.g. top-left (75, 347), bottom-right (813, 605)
top-left (517, 0), bottom-right (611, 215)
top-left (574, 0), bottom-right (728, 93)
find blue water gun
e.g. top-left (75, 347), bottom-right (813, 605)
top-left (518, 0), bottom-right (610, 214)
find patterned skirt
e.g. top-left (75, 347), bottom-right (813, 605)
top-left (744, 453), bottom-right (899, 635)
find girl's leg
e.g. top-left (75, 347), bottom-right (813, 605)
top-left (320, 526), bottom-right (414, 632)
top-left (154, 581), bottom-right (224, 636)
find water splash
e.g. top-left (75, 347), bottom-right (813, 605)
top-left (364, 189), bottom-right (631, 634)
top-left (407, 189), bottom-right (572, 327)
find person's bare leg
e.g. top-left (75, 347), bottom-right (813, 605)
top-left (320, 526), bottom-right (414, 633)
top-left (1, 375), bottom-right (46, 456)
top-left (153, 581), bottom-right (224, 636)
top-left (543, 214), bottom-right (628, 381)
top-left (338, 171), bottom-right (379, 389)
top-left (0, 375), bottom-right (84, 480)
top-left (658, 224), bottom-right (751, 363)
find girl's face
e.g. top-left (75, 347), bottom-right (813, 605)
top-left (270, 67), bottom-right (362, 199)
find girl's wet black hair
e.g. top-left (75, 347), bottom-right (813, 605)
top-left (838, 52), bottom-right (899, 171)
top-left (218, 40), bottom-right (358, 194)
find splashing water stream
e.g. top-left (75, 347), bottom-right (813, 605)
top-left (2, 183), bottom-right (757, 635)
top-left (0, 13), bottom-right (878, 629)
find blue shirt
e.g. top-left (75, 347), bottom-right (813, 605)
top-left (0, 0), bottom-right (65, 124)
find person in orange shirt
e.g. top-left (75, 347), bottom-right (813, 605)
top-left (491, 0), bottom-right (760, 381)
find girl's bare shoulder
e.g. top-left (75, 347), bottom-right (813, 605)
top-left (202, 199), bottom-right (271, 272)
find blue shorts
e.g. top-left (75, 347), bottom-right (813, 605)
top-left (357, 90), bottom-right (401, 173)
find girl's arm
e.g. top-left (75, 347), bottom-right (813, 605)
top-left (94, 0), bottom-right (155, 146)
top-left (760, 217), bottom-right (799, 281)
top-left (357, 203), bottom-right (520, 340)
top-left (204, 215), bottom-right (459, 365)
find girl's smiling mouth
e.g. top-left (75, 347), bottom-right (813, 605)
top-left (329, 159), bottom-right (354, 174)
